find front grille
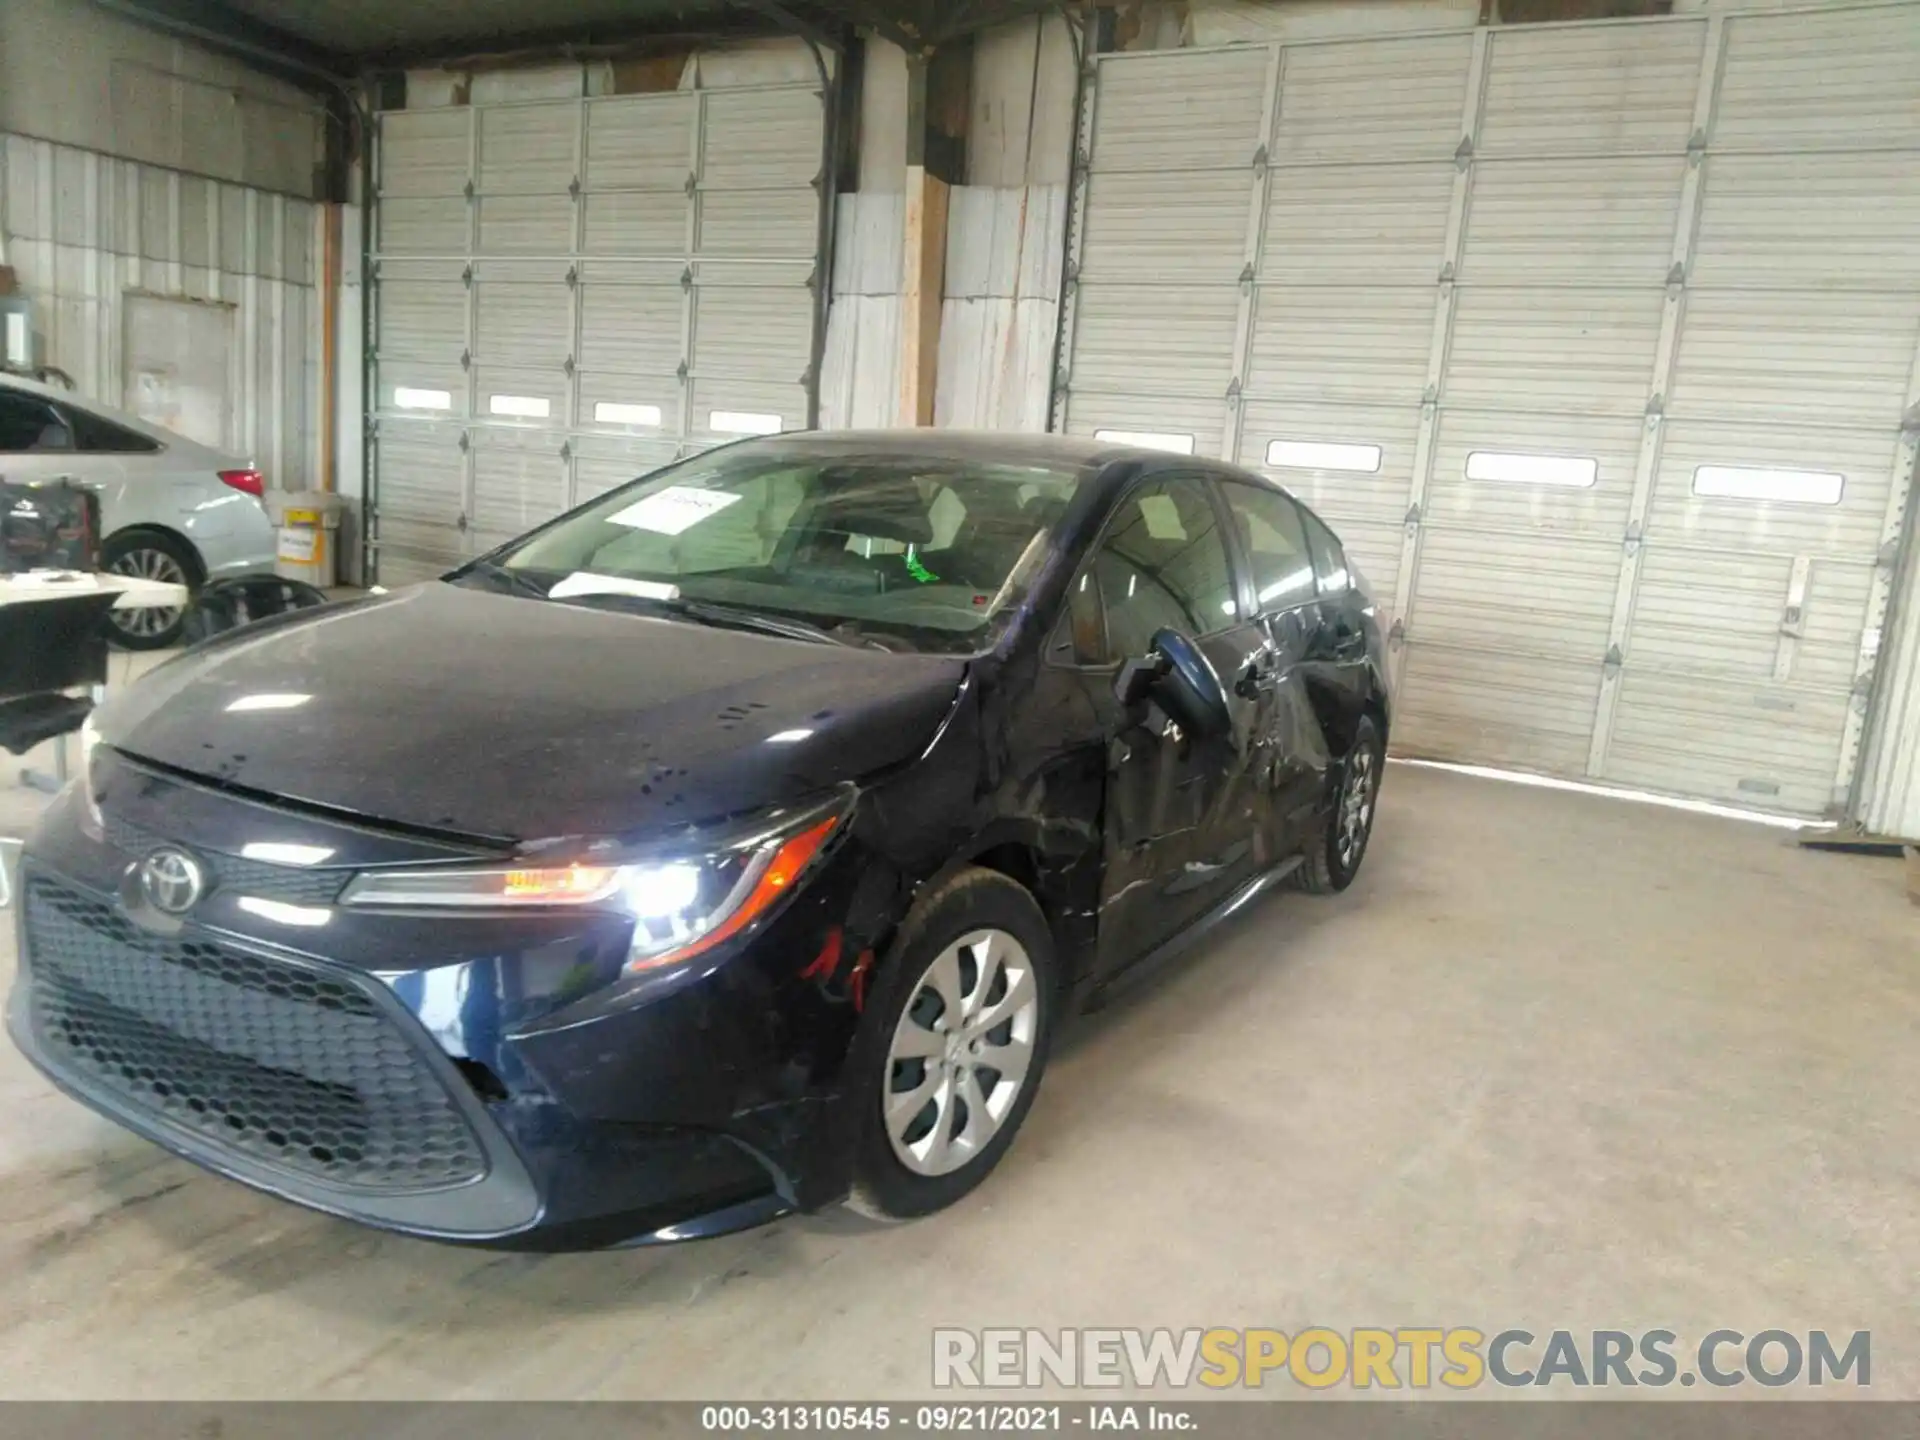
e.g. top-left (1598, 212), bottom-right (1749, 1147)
top-left (102, 813), bottom-right (348, 907)
top-left (23, 877), bottom-right (486, 1193)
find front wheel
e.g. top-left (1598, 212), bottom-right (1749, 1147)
top-left (1295, 713), bottom-right (1384, 895)
top-left (846, 867), bottom-right (1056, 1220)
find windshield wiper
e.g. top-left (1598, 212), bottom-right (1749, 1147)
top-left (558, 591), bottom-right (876, 649)
top-left (459, 559), bottom-right (550, 601)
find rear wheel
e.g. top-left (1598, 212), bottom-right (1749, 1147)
top-left (1295, 714), bottom-right (1384, 894)
top-left (102, 530), bottom-right (200, 649)
top-left (846, 867), bottom-right (1056, 1220)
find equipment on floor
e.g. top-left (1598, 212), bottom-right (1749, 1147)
top-left (182, 574), bottom-right (331, 644)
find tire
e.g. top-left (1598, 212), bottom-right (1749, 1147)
top-left (845, 867), bottom-right (1057, 1221)
top-left (1294, 713), bottom-right (1384, 895)
top-left (101, 530), bottom-right (201, 650)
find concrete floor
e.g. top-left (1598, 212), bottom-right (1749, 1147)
top-left (0, 756), bottom-right (1914, 1399)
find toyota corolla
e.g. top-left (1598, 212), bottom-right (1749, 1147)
top-left (9, 431), bottom-right (1390, 1249)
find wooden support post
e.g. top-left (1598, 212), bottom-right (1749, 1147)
top-left (896, 45), bottom-right (968, 427)
top-left (899, 52), bottom-right (948, 427)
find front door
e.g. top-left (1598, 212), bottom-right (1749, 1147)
top-left (1072, 475), bottom-right (1268, 980)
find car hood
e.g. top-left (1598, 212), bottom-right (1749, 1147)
top-left (98, 582), bottom-right (969, 844)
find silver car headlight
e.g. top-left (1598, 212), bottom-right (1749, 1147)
top-left (341, 804), bottom-right (844, 975)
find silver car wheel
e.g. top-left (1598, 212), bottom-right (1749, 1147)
top-left (108, 546), bottom-right (187, 638)
top-left (884, 928), bottom-right (1039, 1178)
top-left (1336, 741), bottom-right (1379, 870)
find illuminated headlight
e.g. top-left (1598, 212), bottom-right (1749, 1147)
top-left (341, 807), bottom-right (843, 974)
top-left (77, 715), bottom-right (105, 840)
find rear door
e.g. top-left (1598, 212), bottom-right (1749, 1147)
top-left (1216, 479), bottom-right (1337, 851)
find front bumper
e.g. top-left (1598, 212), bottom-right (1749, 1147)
top-left (9, 771), bottom-right (893, 1249)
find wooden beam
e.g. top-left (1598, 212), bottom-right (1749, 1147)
top-left (900, 164), bottom-right (949, 427)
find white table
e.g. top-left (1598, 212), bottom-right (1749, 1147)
top-left (0, 570), bottom-right (190, 611)
top-left (5, 570), bottom-right (191, 791)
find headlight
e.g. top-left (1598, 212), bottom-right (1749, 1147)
top-left (341, 804), bottom-right (844, 974)
top-left (77, 715), bottom-right (105, 840)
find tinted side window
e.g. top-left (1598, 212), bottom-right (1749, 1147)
top-left (1219, 481), bottom-right (1315, 613)
top-left (0, 392), bottom-right (73, 453)
top-left (69, 408), bottom-right (161, 454)
top-left (1092, 477), bottom-right (1237, 662)
top-left (1300, 509), bottom-right (1350, 595)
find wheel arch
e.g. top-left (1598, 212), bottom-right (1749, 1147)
top-left (103, 522), bottom-right (207, 585)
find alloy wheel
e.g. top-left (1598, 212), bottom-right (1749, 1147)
top-left (108, 547), bottom-right (187, 638)
top-left (1337, 741), bottom-right (1379, 871)
top-left (883, 928), bottom-right (1040, 1178)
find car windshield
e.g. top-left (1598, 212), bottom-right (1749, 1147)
top-left (458, 445), bottom-right (1085, 655)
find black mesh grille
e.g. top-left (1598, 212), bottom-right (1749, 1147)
top-left (24, 878), bottom-right (486, 1193)
top-left (102, 813), bottom-right (348, 907)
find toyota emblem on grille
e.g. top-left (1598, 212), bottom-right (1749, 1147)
top-left (139, 847), bottom-right (206, 916)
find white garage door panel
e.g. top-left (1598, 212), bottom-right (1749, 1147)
top-left (1091, 51), bottom-right (1271, 172)
top-left (1603, 671), bottom-right (1848, 813)
top-left (375, 262), bottom-right (467, 361)
top-left (1272, 34), bottom-right (1474, 162)
top-left (475, 195), bottom-right (572, 255)
top-left (1240, 398), bottom-right (1419, 528)
top-left (1714, 8), bottom-right (1920, 151)
top-left (372, 424), bottom-right (467, 539)
top-left (572, 435), bottom-right (681, 505)
top-left (1262, 164), bottom-right (1454, 286)
top-left (1394, 646), bottom-right (1602, 774)
top-left (1645, 422), bottom-right (1895, 558)
top-left (584, 96), bottom-right (694, 189)
top-left (375, 363), bottom-right (468, 418)
top-left (1477, 24), bottom-right (1704, 156)
top-left (688, 377), bottom-right (807, 441)
top-left (1247, 288), bottom-right (1435, 405)
top-left (1071, 285), bottom-right (1239, 400)
top-left (1628, 549), bottom-right (1802, 681)
top-left (695, 284), bottom-right (814, 380)
top-left (476, 103), bottom-right (577, 194)
top-left (1064, 393), bottom-right (1228, 462)
top-left (474, 368), bottom-right (567, 426)
top-left (701, 89), bottom-right (822, 187)
top-left (1691, 153), bottom-right (1920, 287)
top-left (1443, 287), bottom-right (1662, 417)
top-left (470, 429), bottom-right (569, 551)
top-left (1458, 158), bottom-right (1684, 284)
top-left (1411, 529), bottom-right (1618, 659)
top-left (698, 190), bottom-right (819, 257)
top-left (373, 82), bottom-right (824, 580)
top-left (379, 110), bottom-right (471, 196)
top-left (582, 192), bottom-right (688, 254)
top-left (1080, 171), bottom-right (1247, 282)
top-left (1425, 410), bottom-right (1640, 539)
top-left (473, 278), bottom-right (572, 364)
top-left (1667, 290), bottom-right (1920, 427)
top-left (577, 284), bottom-right (683, 375)
top-left (377, 198), bottom-right (469, 255)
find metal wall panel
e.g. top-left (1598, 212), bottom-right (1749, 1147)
top-left (1060, 2), bottom-right (1920, 818)
top-left (370, 81), bottom-right (826, 578)
top-left (1, 131), bottom-right (319, 491)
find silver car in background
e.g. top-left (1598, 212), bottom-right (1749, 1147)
top-left (0, 372), bottom-right (276, 647)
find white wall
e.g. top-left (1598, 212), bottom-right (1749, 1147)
top-left (0, 1), bottom-right (327, 493)
top-left (1, 132), bottom-right (322, 493)
top-left (0, 0), bottom-right (322, 198)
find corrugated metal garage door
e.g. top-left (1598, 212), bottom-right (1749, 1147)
top-left (1056, 3), bottom-right (1920, 816)
top-left (369, 83), bottom-right (826, 583)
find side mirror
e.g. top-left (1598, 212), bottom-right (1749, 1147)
top-left (1112, 628), bottom-right (1232, 738)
